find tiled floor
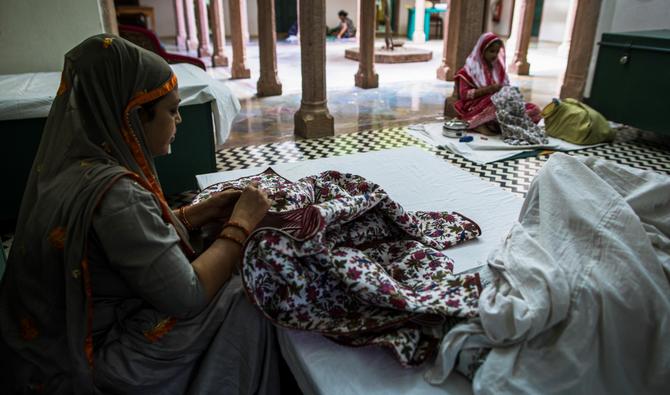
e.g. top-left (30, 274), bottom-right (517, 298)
top-left (168, 38), bottom-right (566, 148)
top-left (3, 124), bottom-right (670, 260)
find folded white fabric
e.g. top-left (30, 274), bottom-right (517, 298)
top-left (426, 153), bottom-right (670, 394)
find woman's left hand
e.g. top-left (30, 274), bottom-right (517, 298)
top-left (181, 190), bottom-right (242, 229)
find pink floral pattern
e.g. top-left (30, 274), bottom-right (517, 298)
top-left (193, 169), bottom-right (482, 365)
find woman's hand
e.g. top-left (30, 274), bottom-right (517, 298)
top-left (179, 190), bottom-right (241, 229)
top-left (228, 184), bottom-right (272, 233)
top-left (488, 84), bottom-right (503, 94)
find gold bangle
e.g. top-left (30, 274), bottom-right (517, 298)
top-left (178, 206), bottom-right (197, 231)
top-left (217, 233), bottom-right (244, 248)
top-left (224, 221), bottom-right (251, 238)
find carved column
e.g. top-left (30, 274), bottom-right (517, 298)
top-left (413, 0), bottom-right (426, 43)
top-left (560, 0), bottom-right (602, 100)
top-left (436, 0), bottom-right (485, 81)
top-left (508, 0), bottom-right (535, 75)
top-left (356, 0), bottom-right (361, 45)
top-left (229, 0), bottom-right (250, 78)
top-left (173, 0), bottom-right (187, 50)
top-left (558, 0), bottom-right (578, 56)
top-left (241, 0), bottom-right (250, 43)
top-left (100, 0), bottom-right (118, 35)
top-left (210, 0), bottom-right (228, 66)
top-left (183, 0), bottom-right (199, 52)
top-left (355, 0), bottom-right (378, 88)
top-left (195, 0), bottom-right (211, 57)
top-left (294, 0), bottom-right (334, 138)
top-left (257, 0), bottom-right (282, 96)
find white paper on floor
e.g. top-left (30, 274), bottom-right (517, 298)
top-left (408, 122), bottom-right (605, 164)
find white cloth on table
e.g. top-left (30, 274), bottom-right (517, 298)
top-left (0, 64), bottom-right (240, 144)
top-left (426, 153), bottom-right (670, 394)
top-left (408, 123), bottom-right (604, 164)
top-left (197, 147), bottom-right (523, 394)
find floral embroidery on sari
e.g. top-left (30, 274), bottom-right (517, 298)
top-left (19, 317), bottom-right (39, 341)
top-left (47, 227), bottom-right (67, 250)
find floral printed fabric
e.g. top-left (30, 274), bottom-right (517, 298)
top-left (491, 86), bottom-right (548, 146)
top-left (193, 169), bottom-right (482, 365)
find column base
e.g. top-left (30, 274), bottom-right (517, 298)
top-left (436, 63), bottom-right (455, 81)
top-left (198, 47), bottom-right (212, 58)
top-left (509, 60), bottom-right (530, 75)
top-left (559, 77), bottom-right (585, 100)
top-left (231, 64), bottom-right (251, 79)
top-left (294, 103), bottom-right (334, 139)
top-left (354, 69), bottom-right (379, 89)
top-left (412, 31), bottom-right (426, 43)
top-left (212, 54), bottom-right (229, 67)
top-left (187, 39), bottom-right (199, 52)
top-left (257, 78), bottom-right (282, 97)
top-left (176, 36), bottom-right (187, 51)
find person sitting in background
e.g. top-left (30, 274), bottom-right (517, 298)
top-left (328, 10), bottom-right (356, 39)
top-left (454, 32), bottom-right (541, 135)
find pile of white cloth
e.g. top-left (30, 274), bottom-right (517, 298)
top-left (427, 153), bottom-right (670, 394)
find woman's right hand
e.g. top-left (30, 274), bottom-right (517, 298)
top-left (228, 183), bottom-right (272, 233)
top-left (489, 84), bottom-right (503, 94)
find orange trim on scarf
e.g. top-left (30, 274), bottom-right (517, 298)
top-left (57, 72), bottom-right (68, 96)
top-left (120, 73), bottom-right (176, 201)
top-left (143, 317), bottom-right (177, 343)
top-left (119, 73), bottom-right (195, 257)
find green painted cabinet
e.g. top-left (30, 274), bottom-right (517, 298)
top-left (586, 30), bottom-right (670, 135)
top-left (0, 102), bottom-right (217, 226)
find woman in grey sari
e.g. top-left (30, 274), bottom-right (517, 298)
top-left (0, 35), bottom-right (280, 394)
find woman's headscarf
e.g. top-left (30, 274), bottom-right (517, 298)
top-left (0, 34), bottom-right (192, 393)
top-left (457, 32), bottom-right (509, 88)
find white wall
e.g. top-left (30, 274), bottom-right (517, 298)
top-left (585, 0), bottom-right (670, 95)
top-left (0, 0), bottom-right (105, 73)
top-left (140, 0), bottom-right (177, 38)
top-left (485, 0), bottom-right (516, 37)
top-left (538, 0), bottom-right (569, 42)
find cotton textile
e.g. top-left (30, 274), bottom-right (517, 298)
top-left (426, 154), bottom-right (670, 394)
top-left (194, 169), bottom-right (483, 366)
top-left (491, 86), bottom-right (548, 146)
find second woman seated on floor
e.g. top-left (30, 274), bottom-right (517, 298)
top-left (454, 32), bottom-right (542, 135)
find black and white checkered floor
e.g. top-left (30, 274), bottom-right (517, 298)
top-left (2, 125), bottom-right (670, 258)
top-left (215, 125), bottom-right (670, 196)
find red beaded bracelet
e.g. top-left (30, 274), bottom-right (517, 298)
top-left (178, 206), bottom-right (197, 231)
top-left (224, 220), bottom-right (251, 238)
top-left (217, 233), bottom-right (245, 248)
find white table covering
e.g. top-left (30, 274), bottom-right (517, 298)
top-left (0, 63), bottom-right (240, 144)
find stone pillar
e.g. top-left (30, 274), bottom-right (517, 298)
top-left (508, 0), bottom-right (535, 75)
top-left (560, 0), bottom-right (602, 100)
top-left (356, 0), bottom-right (361, 45)
top-left (355, 0), bottom-right (378, 88)
top-left (173, 0), bottom-right (187, 50)
top-left (257, 0), bottom-right (282, 96)
top-left (210, 0), bottom-right (228, 66)
top-left (195, 0), bottom-right (211, 57)
top-left (436, 0), bottom-right (485, 81)
top-left (183, 0), bottom-right (199, 52)
top-left (229, 0), bottom-right (250, 79)
top-left (294, 0), bottom-right (334, 138)
top-left (413, 0), bottom-right (426, 43)
top-left (241, 0), bottom-right (250, 43)
top-left (558, 0), bottom-right (578, 56)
